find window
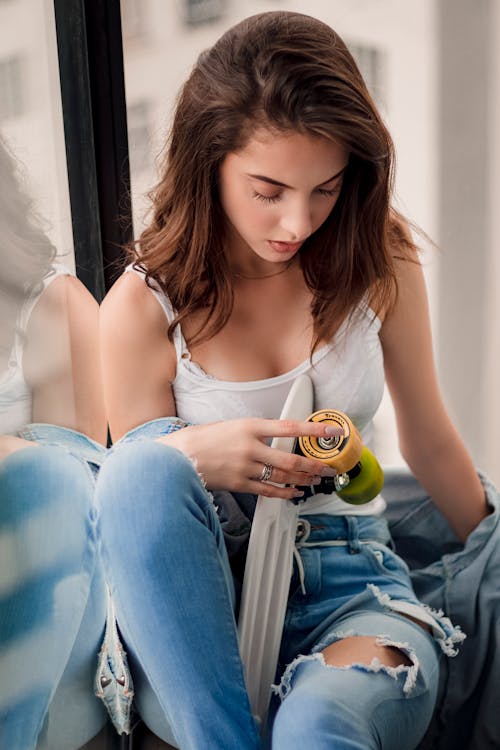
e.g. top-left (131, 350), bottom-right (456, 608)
top-left (184, 0), bottom-right (226, 26)
top-left (127, 100), bottom-right (152, 175)
top-left (0, 56), bottom-right (24, 121)
top-left (349, 43), bottom-right (385, 107)
top-left (121, 0), bottom-right (146, 38)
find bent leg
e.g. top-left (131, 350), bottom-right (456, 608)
top-left (0, 446), bottom-right (106, 750)
top-left (96, 441), bottom-right (260, 750)
top-left (272, 613), bottom-right (440, 750)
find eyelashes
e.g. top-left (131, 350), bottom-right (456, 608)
top-left (252, 186), bottom-right (341, 204)
top-left (252, 191), bottom-right (281, 204)
top-left (317, 187), bottom-right (341, 198)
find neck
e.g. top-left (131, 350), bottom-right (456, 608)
top-left (232, 257), bottom-right (297, 281)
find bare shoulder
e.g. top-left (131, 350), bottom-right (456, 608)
top-left (100, 270), bottom-right (176, 374)
top-left (101, 269), bottom-right (164, 324)
top-left (100, 270), bottom-right (178, 440)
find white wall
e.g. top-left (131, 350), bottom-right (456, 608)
top-left (483, 0), bottom-right (500, 485)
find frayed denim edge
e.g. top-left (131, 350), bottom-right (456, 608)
top-left (366, 583), bottom-right (466, 656)
top-left (273, 581), bottom-right (467, 703)
top-left (273, 636), bottom-right (419, 701)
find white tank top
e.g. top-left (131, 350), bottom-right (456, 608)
top-left (126, 265), bottom-right (386, 515)
top-left (0, 263), bottom-right (73, 435)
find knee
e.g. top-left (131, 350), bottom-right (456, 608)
top-left (273, 680), bottom-right (369, 748)
top-left (272, 648), bottom-right (437, 750)
top-left (99, 440), bottom-right (202, 503)
top-left (97, 440), bottom-right (210, 540)
top-left (0, 445), bottom-right (93, 526)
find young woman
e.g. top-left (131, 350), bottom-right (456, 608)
top-left (98, 11), bottom-right (488, 749)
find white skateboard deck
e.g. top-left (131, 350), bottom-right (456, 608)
top-left (238, 374), bottom-right (314, 734)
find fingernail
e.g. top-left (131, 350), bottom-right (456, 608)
top-left (325, 426), bottom-right (343, 436)
top-left (312, 476), bottom-right (322, 485)
top-left (321, 466), bottom-right (336, 477)
top-left (293, 489), bottom-right (304, 498)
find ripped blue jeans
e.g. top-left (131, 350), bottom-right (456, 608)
top-left (271, 514), bottom-right (462, 749)
top-left (95, 420), bottom-right (465, 750)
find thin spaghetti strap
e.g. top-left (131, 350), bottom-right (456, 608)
top-left (124, 264), bottom-right (190, 362)
top-left (357, 294), bottom-right (382, 332)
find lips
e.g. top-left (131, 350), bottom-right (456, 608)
top-left (268, 240), bottom-right (303, 253)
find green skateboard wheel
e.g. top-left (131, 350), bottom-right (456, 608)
top-left (336, 446), bottom-right (384, 504)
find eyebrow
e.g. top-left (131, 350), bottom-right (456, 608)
top-left (246, 165), bottom-right (348, 189)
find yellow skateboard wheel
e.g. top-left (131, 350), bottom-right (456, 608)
top-left (298, 410), bottom-right (363, 474)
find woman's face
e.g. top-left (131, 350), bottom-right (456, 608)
top-left (218, 128), bottom-right (349, 272)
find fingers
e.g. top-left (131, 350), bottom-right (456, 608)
top-left (251, 462), bottom-right (326, 488)
top-left (246, 478), bottom-right (306, 501)
top-left (253, 418), bottom-right (344, 440)
top-left (254, 446), bottom-right (337, 479)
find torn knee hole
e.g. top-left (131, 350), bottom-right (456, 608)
top-left (321, 635), bottom-right (412, 669)
top-left (273, 637), bottom-right (420, 701)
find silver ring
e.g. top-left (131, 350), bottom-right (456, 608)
top-left (259, 463), bottom-right (273, 482)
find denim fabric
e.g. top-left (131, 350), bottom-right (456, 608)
top-left (383, 468), bottom-right (500, 750)
top-left (94, 422), bottom-right (456, 750)
top-left (265, 513), bottom-right (449, 750)
top-left (111, 417), bottom-right (189, 446)
top-left (0, 425), bottom-right (108, 750)
top-left (94, 446), bottom-right (500, 750)
top-left (18, 423), bottom-right (107, 476)
top-left (6, 419), bottom-right (496, 749)
top-left (272, 612), bottom-right (440, 750)
top-left (280, 514), bottom-right (462, 664)
top-left (95, 437), bottom-right (260, 750)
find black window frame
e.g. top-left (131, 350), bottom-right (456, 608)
top-left (53, 2), bottom-right (134, 746)
top-left (54, 0), bottom-right (132, 303)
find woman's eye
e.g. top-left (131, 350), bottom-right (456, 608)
top-left (317, 186), bottom-right (341, 198)
top-left (252, 191), bottom-right (282, 204)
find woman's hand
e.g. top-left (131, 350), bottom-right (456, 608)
top-left (0, 435), bottom-right (38, 462)
top-left (155, 418), bottom-right (341, 499)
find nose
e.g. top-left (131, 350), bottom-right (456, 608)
top-left (279, 198), bottom-right (313, 241)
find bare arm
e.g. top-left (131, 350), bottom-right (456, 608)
top-left (99, 271), bottom-right (178, 442)
top-left (380, 252), bottom-right (489, 541)
top-left (23, 274), bottom-right (107, 445)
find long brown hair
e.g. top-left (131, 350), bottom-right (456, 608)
top-left (131, 11), bottom-right (413, 350)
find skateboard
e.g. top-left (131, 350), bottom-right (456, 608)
top-left (238, 374), bottom-right (384, 736)
top-left (238, 374), bottom-right (314, 735)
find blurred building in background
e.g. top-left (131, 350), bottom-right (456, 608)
top-left (0, 0), bottom-right (73, 270)
top-left (0, 0), bottom-right (498, 483)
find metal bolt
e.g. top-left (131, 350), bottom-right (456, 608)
top-left (318, 436), bottom-right (341, 450)
top-left (334, 473), bottom-right (350, 490)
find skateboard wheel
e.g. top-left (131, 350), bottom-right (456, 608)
top-left (298, 410), bottom-right (363, 474)
top-left (336, 446), bottom-right (384, 504)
